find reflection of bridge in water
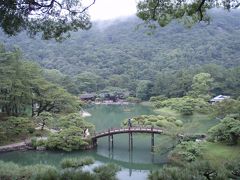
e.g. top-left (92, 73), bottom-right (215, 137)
top-left (92, 127), bottom-right (164, 152)
top-left (91, 127), bottom-right (165, 177)
top-left (91, 148), bottom-right (165, 177)
top-left (92, 150), bottom-right (163, 170)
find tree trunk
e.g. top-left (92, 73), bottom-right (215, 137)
top-left (230, 133), bottom-right (238, 145)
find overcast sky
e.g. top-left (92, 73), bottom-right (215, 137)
top-left (85, 0), bottom-right (137, 21)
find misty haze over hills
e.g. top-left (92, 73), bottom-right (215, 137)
top-left (1, 10), bottom-right (240, 77)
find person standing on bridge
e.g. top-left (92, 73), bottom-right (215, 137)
top-left (128, 118), bottom-right (132, 128)
top-left (83, 128), bottom-right (90, 137)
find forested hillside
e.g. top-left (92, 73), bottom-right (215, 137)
top-left (1, 10), bottom-right (240, 98)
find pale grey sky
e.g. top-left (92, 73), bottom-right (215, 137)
top-left (84, 0), bottom-right (137, 21)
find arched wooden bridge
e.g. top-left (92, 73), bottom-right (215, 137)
top-left (91, 127), bottom-right (164, 152)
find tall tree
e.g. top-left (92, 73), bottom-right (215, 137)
top-left (0, 47), bottom-right (80, 116)
top-left (31, 76), bottom-right (80, 116)
top-left (0, 49), bottom-right (36, 116)
top-left (188, 73), bottom-right (213, 99)
top-left (75, 72), bottom-right (103, 93)
top-left (136, 80), bottom-right (153, 100)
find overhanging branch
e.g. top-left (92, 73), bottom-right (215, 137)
top-left (197, 0), bottom-right (206, 21)
top-left (152, 0), bottom-right (160, 20)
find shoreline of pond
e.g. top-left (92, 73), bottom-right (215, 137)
top-left (0, 104), bottom-right (166, 180)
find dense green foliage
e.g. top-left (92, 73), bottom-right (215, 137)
top-left (93, 163), bottom-right (121, 180)
top-left (47, 126), bottom-right (88, 151)
top-left (46, 113), bottom-right (95, 151)
top-left (187, 73), bottom-right (213, 100)
top-left (209, 114), bottom-right (240, 145)
top-left (137, 0), bottom-right (210, 28)
top-left (0, 116), bottom-right (34, 144)
top-left (58, 113), bottom-right (95, 130)
top-left (169, 141), bottom-right (203, 163)
top-left (0, 47), bottom-right (91, 148)
top-left (0, 160), bottom-right (59, 180)
top-left (148, 159), bottom-right (240, 180)
top-left (122, 115), bottom-right (183, 131)
top-left (0, 160), bottom-right (120, 180)
top-left (0, 0), bottom-right (91, 40)
top-left (60, 157), bottom-right (94, 169)
top-left (1, 12), bottom-right (240, 99)
top-left (213, 99), bottom-right (240, 118)
top-left (34, 112), bottom-right (54, 130)
top-left (151, 72), bottom-right (215, 115)
top-left (0, 8), bottom-right (239, 180)
top-left (0, 0), bottom-right (239, 40)
top-left (152, 96), bottom-right (211, 115)
top-left (207, 99), bottom-right (240, 145)
top-left (0, 46), bottom-right (80, 116)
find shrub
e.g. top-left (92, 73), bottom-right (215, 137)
top-left (182, 134), bottom-right (206, 141)
top-left (148, 117), bottom-right (158, 122)
top-left (0, 161), bottom-right (59, 180)
top-left (31, 138), bottom-right (47, 148)
top-left (152, 96), bottom-right (211, 115)
top-left (31, 137), bottom-right (37, 148)
top-left (6, 117), bottom-right (34, 135)
top-left (28, 127), bottom-right (35, 134)
top-left (166, 117), bottom-right (176, 122)
top-left (36, 139), bottom-right (47, 147)
top-left (154, 102), bottom-right (164, 108)
top-left (60, 168), bottom-right (95, 180)
top-left (35, 131), bottom-right (43, 137)
top-left (94, 163), bottom-right (121, 180)
top-left (0, 160), bottom-right (122, 180)
top-left (60, 157), bottom-right (94, 169)
top-left (122, 115), bottom-right (182, 132)
top-left (0, 161), bottom-right (22, 179)
top-left (26, 164), bottom-right (59, 180)
top-left (155, 121), bottom-right (164, 127)
top-left (179, 105), bottom-right (194, 115)
top-left (175, 120), bottom-right (183, 127)
top-left (148, 160), bottom-right (229, 180)
top-left (208, 114), bottom-right (240, 145)
top-left (47, 126), bottom-right (88, 151)
top-left (169, 141), bottom-right (203, 163)
top-left (59, 113), bottom-right (95, 132)
top-left (145, 121), bottom-right (153, 126)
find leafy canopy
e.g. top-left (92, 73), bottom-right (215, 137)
top-left (137, 0), bottom-right (240, 28)
top-left (0, 0), bottom-right (93, 40)
top-left (209, 114), bottom-right (240, 145)
top-left (0, 46), bottom-right (81, 116)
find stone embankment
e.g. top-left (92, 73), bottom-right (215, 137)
top-left (0, 140), bottom-right (33, 152)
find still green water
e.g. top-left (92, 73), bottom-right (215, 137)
top-left (0, 104), bottom-right (217, 179)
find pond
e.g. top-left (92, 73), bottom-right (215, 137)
top-left (0, 104), bottom-right (216, 179)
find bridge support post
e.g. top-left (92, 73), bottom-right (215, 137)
top-left (111, 135), bottom-right (114, 149)
top-left (151, 133), bottom-right (154, 152)
top-left (108, 135), bottom-right (110, 150)
top-left (108, 129), bottom-right (111, 150)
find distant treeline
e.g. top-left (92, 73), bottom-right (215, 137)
top-left (0, 11), bottom-right (239, 99)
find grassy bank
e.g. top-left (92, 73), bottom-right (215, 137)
top-left (154, 108), bottom-right (219, 133)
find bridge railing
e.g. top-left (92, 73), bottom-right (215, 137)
top-left (92, 126), bottom-right (163, 138)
